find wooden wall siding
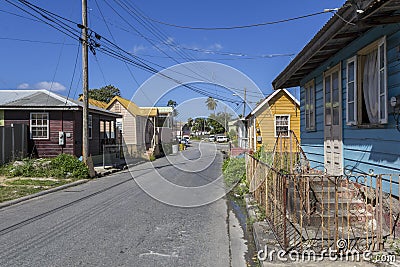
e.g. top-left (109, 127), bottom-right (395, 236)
top-left (255, 91), bottom-right (300, 150)
top-left (4, 110), bottom-right (75, 157)
top-left (300, 24), bottom-right (400, 176)
top-left (108, 101), bottom-right (138, 146)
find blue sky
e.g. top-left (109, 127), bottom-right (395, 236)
top-left (0, 0), bottom-right (346, 119)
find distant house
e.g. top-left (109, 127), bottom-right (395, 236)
top-left (235, 118), bottom-right (248, 149)
top-left (0, 90), bottom-right (120, 158)
top-left (106, 96), bottom-right (157, 156)
top-left (106, 97), bottom-right (174, 157)
top-left (272, 0), bottom-right (400, 175)
top-left (247, 89), bottom-right (300, 152)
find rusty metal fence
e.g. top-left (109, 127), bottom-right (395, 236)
top-left (246, 131), bottom-right (400, 253)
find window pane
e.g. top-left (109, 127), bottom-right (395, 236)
top-left (325, 107), bottom-right (332, 125)
top-left (380, 70), bottom-right (385, 94)
top-left (348, 62), bottom-right (354, 82)
top-left (333, 107), bottom-right (340, 125)
top-left (348, 103), bottom-right (354, 122)
top-left (348, 82), bottom-right (354, 102)
top-left (325, 76), bottom-right (332, 126)
top-left (310, 109), bottom-right (315, 127)
top-left (332, 72), bottom-right (339, 103)
top-left (380, 95), bottom-right (386, 119)
top-left (379, 44), bottom-right (385, 69)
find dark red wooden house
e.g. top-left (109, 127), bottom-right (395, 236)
top-left (0, 90), bottom-right (121, 158)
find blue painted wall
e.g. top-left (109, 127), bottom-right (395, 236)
top-left (299, 24), bottom-right (400, 193)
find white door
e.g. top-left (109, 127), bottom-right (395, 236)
top-left (324, 64), bottom-right (343, 175)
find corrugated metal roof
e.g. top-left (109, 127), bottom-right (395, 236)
top-left (0, 89), bottom-right (120, 116)
top-left (273, 0), bottom-right (400, 89)
top-left (0, 90), bottom-right (47, 105)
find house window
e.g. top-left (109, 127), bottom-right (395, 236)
top-left (305, 79), bottom-right (316, 131)
top-left (275, 115), bottom-right (290, 137)
top-left (346, 36), bottom-right (387, 125)
top-left (88, 115), bottom-right (92, 139)
top-left (30, 112), bottom-right (49, 139)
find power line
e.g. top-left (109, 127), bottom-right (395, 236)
top-left (6, 0), bottom-right (244, 104)
top-left (103, 0), bottom-right (265, 99)
top-left (142, 11), bottom-right (328, 30)
top-left (65, 42), bottom-right (81, 104)
top-left (0, 8), bottom-right (41, 22)
top-left (0, 37), bottom-right (77, 46)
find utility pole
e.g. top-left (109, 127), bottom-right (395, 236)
top-left (81, 0), bottom-right (89, 164)
top-left (243, 88), bottom-right (247, 118)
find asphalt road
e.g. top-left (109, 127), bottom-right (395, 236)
top-left (0, 141), bottom-right (247, 267)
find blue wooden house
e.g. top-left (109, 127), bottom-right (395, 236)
top-left (273, 0), bottom-right (400, 177)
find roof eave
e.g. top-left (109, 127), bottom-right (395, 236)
top-left (272, 0), bottom-right (386, 90)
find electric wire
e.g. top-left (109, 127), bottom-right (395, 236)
top-left (118, 0), bottom-right (266, 99)
top-left (0, 37), bottom-right (77, 46)
top-left (104, 0), bottom-right (264, 100)
top-left (7, 0), bottom-right (244, 104)
top-left (142, 11), bottom-right (328, 30)
top-left (88, 11), bottom-right (294, 60)
top-left (65, 41), bottom-right (81, 105)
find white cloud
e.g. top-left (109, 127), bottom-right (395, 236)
top-left (34, 81), bottom-right (66, 92)
top-left (165, 37), bottom-right (174, 45)
top-left (132, 45), bottom-right (146, 54)
top-left (17, 83), bottom-right (30, 89)
top-left (209, 43), bottom-right (223, 50)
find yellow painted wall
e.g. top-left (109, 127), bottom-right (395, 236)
top-left (254, 91), bottom-right (300, 150)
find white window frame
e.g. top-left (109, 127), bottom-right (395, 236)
top-left (378, 37), bottom-right (388, 124)
top-left (30, 112), bottom-right (49, 140)
top-left (305, 79), bottom-right (316, 131)
top-left (346, 56), bottom-right (357, 125)
top-left (274, 114), bottom-right (290, 138)
top-left (346, 36), bottom-right (388, 126)
top-left (88, 114), bottom-right (93, 139)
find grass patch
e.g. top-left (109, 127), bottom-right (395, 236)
top-left (0, 154), bottom-right (89, 179)
top-left (5, 179), bottom-right (73, 187)
top-left (0, 186), bottom-right (44, 203)
top-left (0, 154), bottom-right (89, 203)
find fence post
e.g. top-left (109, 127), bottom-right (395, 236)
top-left (376, 175), bottom-right (384, 250)
top-left (1, 127), bottom-right (4, 164)
top-left (283, 174), bottom-right (288, 250)
top-left (103, 144), bottom-right (105, 169)
top-left (11, 125), bottom-right (15, 161)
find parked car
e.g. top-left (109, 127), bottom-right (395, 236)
top-left (208, 135), bottom-right (215, 142)
top-left (216, 135), bottom-right (228, 143)
top-left (183, 135), bottom-right (190, 144)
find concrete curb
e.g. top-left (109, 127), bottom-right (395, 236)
top-left (0, 179), bottom-right (89, 209)
top-left (243, 194), bottom-right (287, 266)
top-left (0, 160), bottom-right (149, 210)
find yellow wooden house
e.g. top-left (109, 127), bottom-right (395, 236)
top-left (247, 89), bottom-right (300, 152)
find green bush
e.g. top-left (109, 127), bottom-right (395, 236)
top-left (50, 154), bottom-right (89, 179)
top-left (222, 157), bottom-right (248, 197)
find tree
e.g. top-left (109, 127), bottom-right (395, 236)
top-left (205, 97), bottom-right (217, 114)
top-left (207, 118), bottom-right (224, 134)
top-left (167, 100), bottom-right (178, 117)
top-left (88, 85), bottom-right (120, 103)
top-left (187, 117), bottom-right (194, 128)
top-left (167, 100), bottom-right (177, 108)
top-left (208, 112), bottom-right (233, 134)
top-left (192, 118), bottom-right (209, 133)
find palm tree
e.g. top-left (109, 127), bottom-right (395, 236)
top-left (205, 97), bottom-right (217, 115)
top-left (167, 100), bottom-right (177, 108)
